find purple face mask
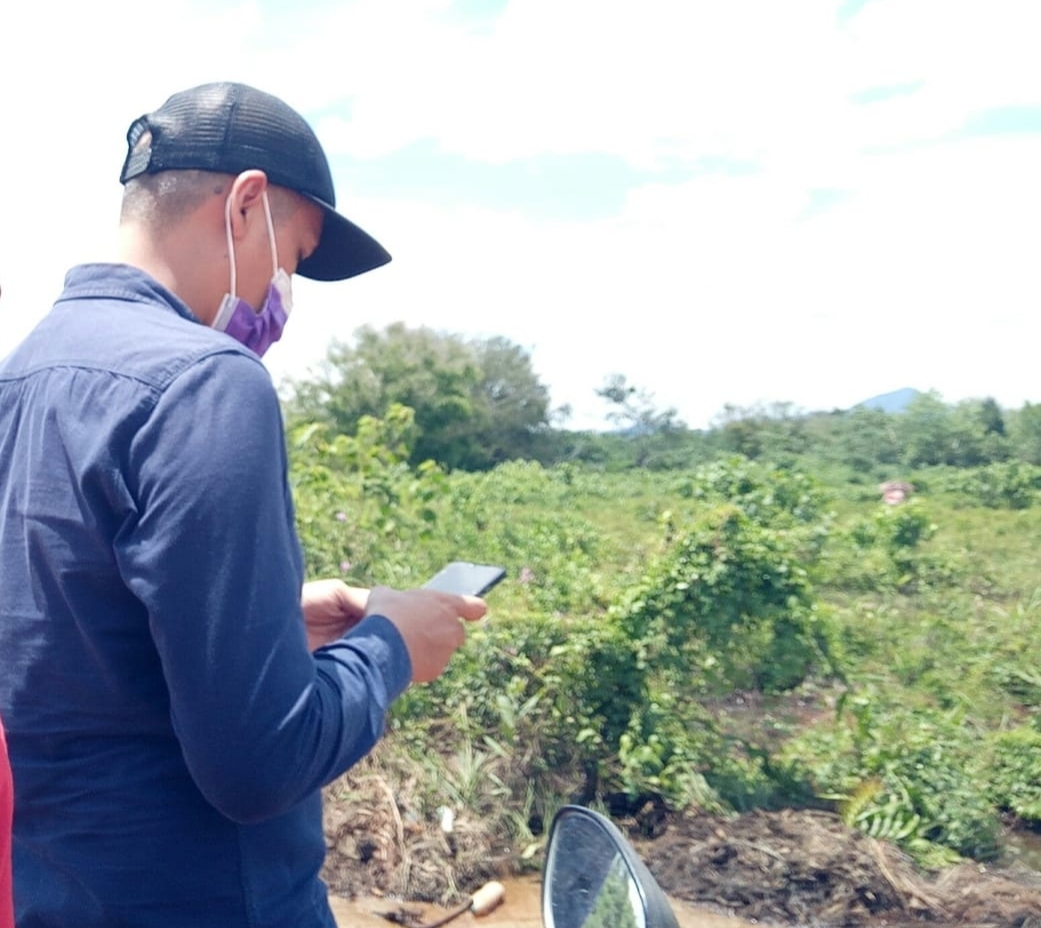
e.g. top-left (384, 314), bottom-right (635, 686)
top-left (212, 191), bottom-right (294, 357)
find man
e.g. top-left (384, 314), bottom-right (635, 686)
top-left (0, 83), bottom-right (485, 928)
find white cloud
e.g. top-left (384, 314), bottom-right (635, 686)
top-left (264, 126), bottom-right (1041, 429)
top-left (3, 0), bottom-right (1040, 431)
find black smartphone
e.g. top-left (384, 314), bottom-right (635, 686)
top-left (423, 561), bottom-right (506, 597)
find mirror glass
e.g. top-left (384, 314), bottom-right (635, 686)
top-left (544, 810), bottom-right (646, 928)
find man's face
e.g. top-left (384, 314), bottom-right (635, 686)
top-left (276, 195), bottom-right (324, 278)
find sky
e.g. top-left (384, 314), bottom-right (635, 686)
top-left (1, 0), bottom-right (1040, 430)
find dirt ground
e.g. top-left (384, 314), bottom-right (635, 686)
top-left (321, 772), bottom-right (1041, 928)
top-left (327, 876), bottom-right (753, 928)
top-left (640, 807), bottom-right (1041, 927)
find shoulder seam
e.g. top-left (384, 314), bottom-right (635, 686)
top-left (0, 346), bottom-right (266, 397)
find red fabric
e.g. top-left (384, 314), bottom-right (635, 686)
top-left (0, 718), bottom-right (12, 928)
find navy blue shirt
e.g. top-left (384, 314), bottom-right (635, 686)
top-left (0, 265), bottom-right (412, 927)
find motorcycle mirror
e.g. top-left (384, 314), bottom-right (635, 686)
top-left (541, 805), bottom-right (679, 928)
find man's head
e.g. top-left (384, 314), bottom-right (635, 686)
top-left (119, 82), bottom-right (390, 282)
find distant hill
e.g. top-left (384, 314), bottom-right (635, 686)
top-left (856, 388), bottom-right (921, 414)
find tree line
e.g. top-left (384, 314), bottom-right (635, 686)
top-left (280, 323), bottom-right (1041, 474)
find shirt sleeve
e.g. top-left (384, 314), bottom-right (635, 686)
top-left (114, 350), bottom-right (412, 824)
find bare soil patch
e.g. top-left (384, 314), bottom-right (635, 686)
top-left (638, 806), bottom-right (1041, 927)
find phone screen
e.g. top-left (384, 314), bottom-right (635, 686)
top-left (423, 562), bottom-right (506, 597)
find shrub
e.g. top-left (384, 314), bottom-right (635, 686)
top-left (985, 727), bottom-right (1041, 823)
top-left (613, 504), bottom-right (833, 695)
top-left (784, 694), bottom-right (1001, 864)
top-left (289, 407), bottom-right (445, 583)
top-left (425, 462), bottom-right (618, 615)
top-left (936, 462), bottom-right (1041, 510)
top-left (821, 500), bottom-right (954, 593)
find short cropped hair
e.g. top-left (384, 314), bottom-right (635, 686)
top-left (120, 132), bottom-right (300, 230)
top-left (120, 169), bottom-right (228, 228)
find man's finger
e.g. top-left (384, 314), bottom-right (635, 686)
top-left (457, 595), bottom-right (488, 622)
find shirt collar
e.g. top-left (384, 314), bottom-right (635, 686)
top-left (57, 264), bottom-right (201, 325)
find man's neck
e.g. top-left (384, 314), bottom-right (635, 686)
top-left (116, 223), bottom-right (219, 326)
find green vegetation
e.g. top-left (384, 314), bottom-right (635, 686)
top-left (282, 324), bottom-right (553, 470)
top-left (583, 859), bottom-right (641, 928)
top-left (284, 333), bottom-right (1041, 872)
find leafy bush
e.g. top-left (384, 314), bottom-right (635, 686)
top-left (425, 462), bottom-right (618, 615)
top-left (821, 500), bottom-right (956, 593)
top-left (613, 696), bottom-right (724, 811)
top-left (392, 614), bottom-right (631, 789)
top-left (613, 504), bottom-right (833, 695)
top-left (784, 693), bottom-right (1001, 865)
top-left (936, 462), bottom-right (1041, 509)
top-left (674, 456), bottom-right (830, 528)
top-left (985, 727), bottom-right (1041, 823)
top-left (289, 407), bottom-right (445, 584)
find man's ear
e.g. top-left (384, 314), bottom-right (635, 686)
top-left (226, 170), bottom-right (269, 240)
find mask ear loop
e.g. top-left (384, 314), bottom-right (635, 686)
top-left (261, 191), bottom-right (279, 277)
top-left (261, 189), bottom-right (294, 316)
top-left (224, 194), bottom-right (238, 299)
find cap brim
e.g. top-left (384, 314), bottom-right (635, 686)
top-left (296, 199), bottom-right (391, 282)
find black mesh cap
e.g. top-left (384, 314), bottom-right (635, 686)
top-left (120, 82), bottom-right (390, 282)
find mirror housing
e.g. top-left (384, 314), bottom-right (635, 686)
top-left (541, 805), bottom-right (679, 928)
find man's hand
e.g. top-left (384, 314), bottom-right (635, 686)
top-left (301, 579), bottom-right (370, 651)
top-left (366, 587), bottom-right (487, 683)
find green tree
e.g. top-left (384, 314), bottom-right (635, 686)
top-left (470, 336), bottom-right (553, 467)
top-left (816, 405), bottom-right (901, 472)
top-left (713, 402), bottom-right (810, 462)
top-left (283, 324), bottom-right (550, 470)
top-left (978, 397), bottom-right (1006, 437)
top-left (897, 392), bottom-right (963, 466)
top-left (1009, 402), bottom-right (1041, 465)
top-left (950, 398), bottom-right (1009, 465)
top-left (595, 374), bottom-right (690, 468)
top-left (896, 394), bottom-right (1008, 467)
top-left (596, 374), bottom-right (681, 434)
